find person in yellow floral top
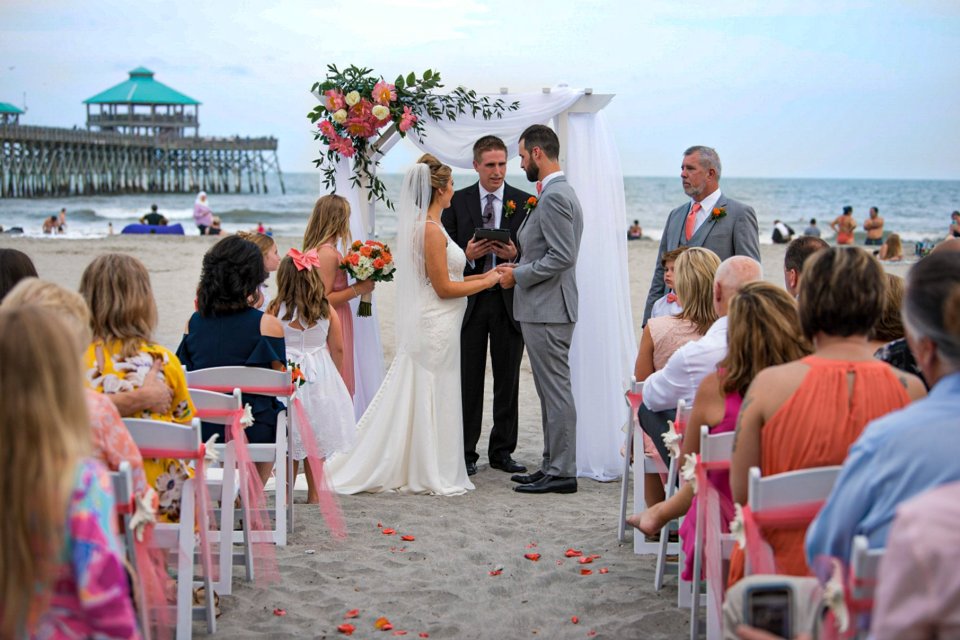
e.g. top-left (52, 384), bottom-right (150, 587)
top-left (80, 254), bottom-right (196, 523)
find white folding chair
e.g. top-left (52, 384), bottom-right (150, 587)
top-left (654, 398), bottom-right (691, 593)
top-left (617, 378), bottom-right (641, 543)
top-left (850, 535), bottom-right (883, 638)
top-left (125, 418), bottom-right (215, 640)
top-left (189, 387), bottom-right (254, 595)
top-left (184, 366), bottom-right (292, 547)
top-left (745, 465), bottom-right (842, 576)
top-left (109, 461), bottom-right (152, 640)
top-left (689, 426), bottom-right (736, 640)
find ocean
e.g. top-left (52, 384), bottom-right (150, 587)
top-left (1, 173), bottom-right (957, 244)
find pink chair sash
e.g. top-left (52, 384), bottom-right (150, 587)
top-left (694, 456), bottom-right (734, 630)
top-left (740, 500), bottom-right (825, 576)
top-left (115, 496), bottom-right (172, 640)
top-left (189, 383), bottom-right (345, 538)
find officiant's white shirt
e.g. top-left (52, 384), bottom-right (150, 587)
top-left (689, 188), bottom-right (722, 237)
top-left (642, 316), bottom-right (728, 412)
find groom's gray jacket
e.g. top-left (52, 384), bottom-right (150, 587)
top-left (513, 175), bottom-right (583, 324)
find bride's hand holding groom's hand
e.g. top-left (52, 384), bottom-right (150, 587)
top-left (496, 263), bottom-right (516, 289)
top-left (482, 267), bottom-right (502, 289)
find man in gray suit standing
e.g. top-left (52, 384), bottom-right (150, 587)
top-left (642, 146), bottom-right (760, 325)
top-left (498, 124), bottom-right (583, 495)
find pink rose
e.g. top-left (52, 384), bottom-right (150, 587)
top-left (323, 89), bottom-right (346, 112)
top-left (372, 81), bottom-right (397, 105)
top-left (318, 120), bottom-right (337, 138)
top-left (330, 136), bottom-right (356, 158)
top-left (399, 106), bottom-right (417, 133)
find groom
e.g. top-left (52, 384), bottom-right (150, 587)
top-left (499, 124), bottom-right (583, 495)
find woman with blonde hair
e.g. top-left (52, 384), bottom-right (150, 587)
top-left (326, 154), bottom-right (501, 495)
top-left (302, 194), bottom-right (372, 397)
top-left (2, 279), bottom-right (147, 495)
top-left (80, 253), bottom-right (196, 523)
top-left (728, 247), bottom-right (926, 583)
top-left (630, 282), bottom-right (812, 580)
top-left (878, 232), bottom-right (903, 261)
top-left (633, 246), bottom-right (721, 512)
top-left (0, 307), bottom-right (139, 639)
top-left (235, 230), bottom-right (280, 309)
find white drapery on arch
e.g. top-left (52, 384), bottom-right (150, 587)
top-left (333, 86), bottom-right (637, 480)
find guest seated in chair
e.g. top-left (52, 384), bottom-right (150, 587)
top-left (631, 282), bottom-right (811, 584)
top-left (805, 251), bottom-right (960, 567)
top-left (176, 235), bottom-right (286, 485)
top-left (729, 247), bottom-right (925, 583)
top-left (0, 307), bottom-right (140, 639)
top-left (80, 254), bottom-right (197, 523)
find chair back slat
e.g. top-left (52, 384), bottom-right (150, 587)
top-left (851, 534), bottom-right (883, 601)
top-left (189, 388), bottom-right (243, 426)
top-left (124, 418), bottom-right (201, 454)
top-left (110, 460), bottom-right (134, 508)
top-left (185, 366), bottom-right (289, 398)
top-left (699, 425), bottom-right (734, 463)
top-left (747, 465), bottom-right (842, 512)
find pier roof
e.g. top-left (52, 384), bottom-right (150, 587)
top-left (0, 102), bottom-right (25, 114)
top-left (83, 67), bottom-right (200, 106)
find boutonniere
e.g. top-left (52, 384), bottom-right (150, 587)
top-left (503, 200), bottom-right (517, 219)
top-left (711, 206), bottom-right (727, 221)
top-left (524, 196), bottom-right (538, 212)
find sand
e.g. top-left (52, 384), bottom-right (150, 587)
top-left (0, 233), bottom-right (913, 639)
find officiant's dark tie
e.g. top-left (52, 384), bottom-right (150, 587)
top-left (483, 193), bottom-right (496, 272)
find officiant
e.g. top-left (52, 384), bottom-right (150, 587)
top-left (442, 135), bottom-right (533, 477)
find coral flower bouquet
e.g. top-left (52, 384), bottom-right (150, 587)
top-left (339, 240), bottom-right (396, 317)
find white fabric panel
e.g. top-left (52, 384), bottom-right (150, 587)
top-left (408, 87), bottom-right (582, 167)
top-left (565, 111), bottom-right (638, 481)
top-left (334, 157), bottom-right (386, 420)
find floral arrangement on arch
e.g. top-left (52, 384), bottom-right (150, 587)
top-left (309, 64), bottom-right (519, 209)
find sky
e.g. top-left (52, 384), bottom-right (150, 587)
top-left (2, 0), bottom-right (958, 180)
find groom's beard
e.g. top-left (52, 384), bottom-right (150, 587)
top-left (524, 159), bottom-right (540, 183)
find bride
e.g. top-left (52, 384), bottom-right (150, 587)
top-left (326, 154), bottom-right (502, 495)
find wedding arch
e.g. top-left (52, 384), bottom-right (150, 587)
top-left (317, 82), bottom-right (637, 481)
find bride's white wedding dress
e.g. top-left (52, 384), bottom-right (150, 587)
top-left (326, 221), bottom-right (474, 495)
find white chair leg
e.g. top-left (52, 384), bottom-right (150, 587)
top-left (654, 455), bottom-right (678, 591)
top-left (194, 481), bottom-right (217, 635)
top-left (215, 445), bottom-right (235, 596)
top-left (176, 485), bottom-right (195, 640)
top-left (239, 461), bottom-right (254, 581)
top-left (689, 488), bottom-right (705, 640)
top-left (617, 423), bottom-right (634, 543)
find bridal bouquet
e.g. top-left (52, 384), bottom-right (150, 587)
top-left (339, 240), bottom-right (396, 317)
top-left (309, 64), bottom-right (518, 208)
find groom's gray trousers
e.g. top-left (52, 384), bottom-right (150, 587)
top-left (520, 321), bottom-right (577, 478)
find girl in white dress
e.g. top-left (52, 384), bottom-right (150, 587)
top-left (266, 250), bottom-right (356, 504)
top-left (326, 154), bottom-right (502, 495)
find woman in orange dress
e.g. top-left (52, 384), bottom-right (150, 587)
top-left (728, 247), bottom-right (926, 582)
top-left (303, 195), bottom-right (375, 398)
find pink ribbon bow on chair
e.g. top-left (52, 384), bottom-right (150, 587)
top-left (288, 248), bottom-right (321, 271)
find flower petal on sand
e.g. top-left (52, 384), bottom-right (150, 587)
top-left (564, 548), bottom-right (583, 557)
top-left (345, 609), bottom-right (360, 619)
top-left (338, 623), bottom-right (356, 634)
top-left (401, 535), bottom-right (415, 541)
top-left (524, 553), bottom-right (541, 561)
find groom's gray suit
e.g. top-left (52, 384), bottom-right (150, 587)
top-left (512, 175), bottom-right (583, 478)
top-left (642, 194), bottom-right (760, 325)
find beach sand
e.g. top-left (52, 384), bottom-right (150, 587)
top-left (0, 234), bottom-right (913, 639)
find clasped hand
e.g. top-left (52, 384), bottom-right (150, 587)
top-left (496, 263), bottom-right (517, 289)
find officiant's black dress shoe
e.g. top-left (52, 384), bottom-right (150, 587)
top-left (514, 475), bottom-right (578, 494)
top-left (466, 461), bottom-right (478, 476)
top-left (490, 457), bottom-right (526, 473)
top-left (510, 469), bottom-right (544, 485)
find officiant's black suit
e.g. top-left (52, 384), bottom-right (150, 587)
top-left (442, 181), bottom-right (532, 467)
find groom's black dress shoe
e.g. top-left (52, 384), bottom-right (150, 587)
top-left (466, 461), bottom-right (478, 476)
top-left (510, 470), bottom-right (545, 485)
top-left (514, 474), bottom-right (578, 494)
top-left (490, 457), bottom-right (527, 473)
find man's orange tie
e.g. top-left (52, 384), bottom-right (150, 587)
top-left (685, 202), bottom-right (702, 241)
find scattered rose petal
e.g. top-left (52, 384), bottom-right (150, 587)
top-left (571, 616), bottom-right (579, 624)
top-left (524, 553), bottom-right (541, 561)
top-left (578, 556), bottom-right (593, 564)
top-left (382, 624), bottom-right (394, 631)
top-left (338, 623), bottom-right (356, 635)
top-left (375, 617), bottom-right (392, 630)
top-left (599, 568), bottom-right (609, 574)
top-left (565, 548), bottom-right (583, 558)
top-left (401, 535), bottom-right (415, 541)
top-left (419, 634), bottom-right (429, 638)
top-left (382, 528), bottom-right (397, 535)
top-left (580, 569), bottom-right (593, 575)
top-left (587, 631), bottom-right (597, 637)
top-left (345, 609), bottom-right (360, 619)
top-left (377, 522), bottom-right (383, 528)
top-left (393, 632), bottom-right (408, 637)
top-left (489, 569), bottom-right (502, 576)
top-left (273, 608), bottom-right (286, 616)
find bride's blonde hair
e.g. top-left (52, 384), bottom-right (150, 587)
top-left (0, 307), bottom-right (90, 637)
top-left (417, 154), bottom-right (452, 202)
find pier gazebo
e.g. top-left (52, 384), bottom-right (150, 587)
top-left (84, 67), bottom-right (200, 138)
top-left (0, 103), bottom-right (24, 126)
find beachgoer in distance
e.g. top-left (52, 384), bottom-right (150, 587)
top-left (42, 215), bottom-right (58, 234)
top-left (830, 206), bottom-right (856, 245)
top-left (950, 210), bottom-right (960, 239)
top-left (192, 191), bottom-right (213, 234)
top-left (57, 208), bottom-right (67, 233)
top-left (879, 232), bottom-right (903, 261)
top-left (140, 204), bottom-right (168, 226)
top-left (205, 216), bottom-right (222, 235)
top-left (803, 218), bottom-right (821, 237)
top-left (628, 220), bottom-right (643, 240)
top-left (864, 206), bottom-right (884, 246)
top-left (772, 219), bottom-right (795, 244)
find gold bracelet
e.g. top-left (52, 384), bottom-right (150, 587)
top-left (352, 284), bottom-right (360, 297)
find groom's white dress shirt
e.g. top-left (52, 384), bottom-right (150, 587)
top-left (642, 315), bottom-right (729, 412)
